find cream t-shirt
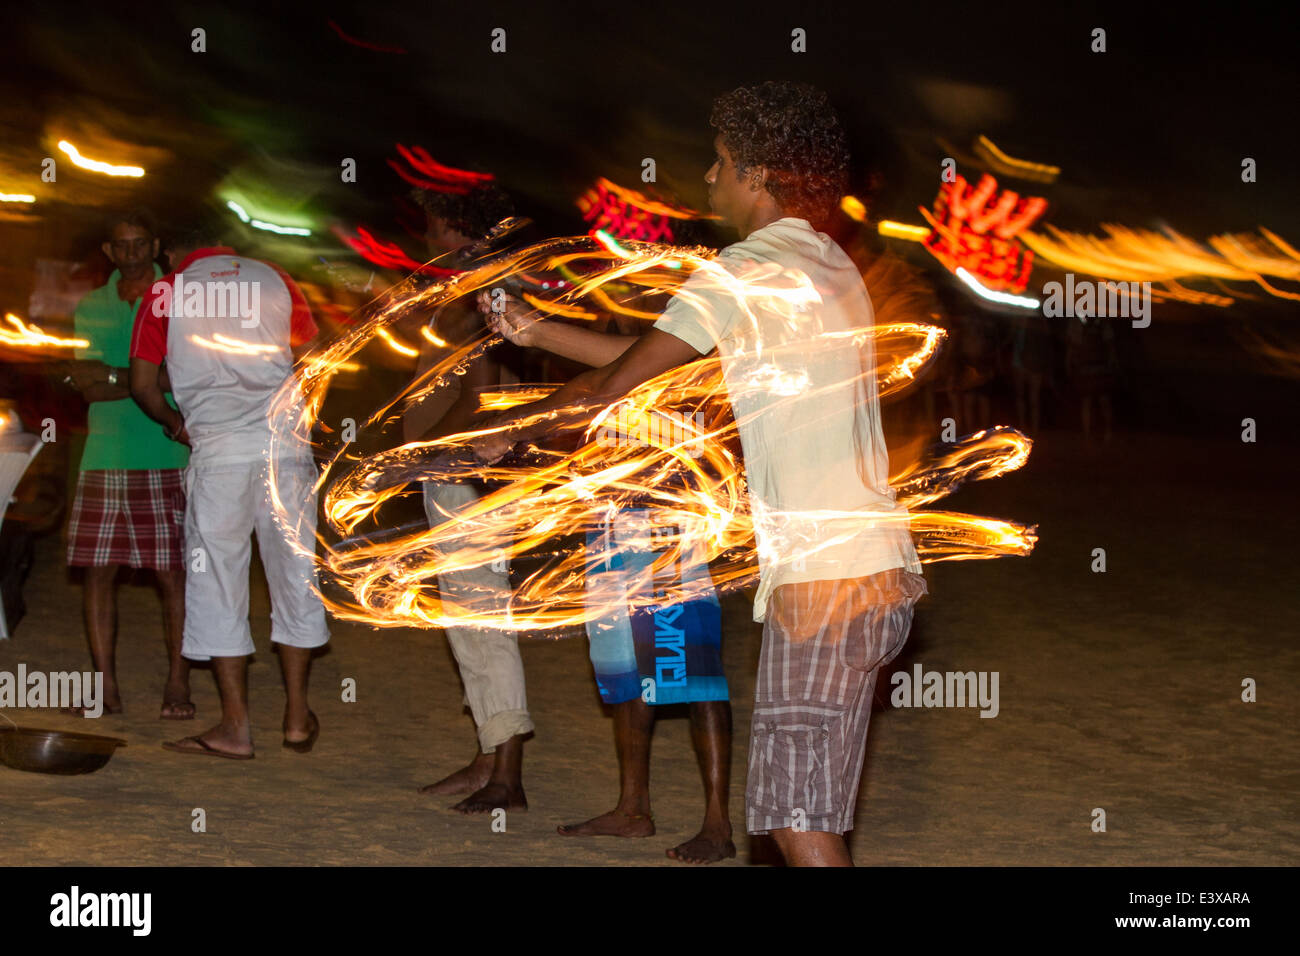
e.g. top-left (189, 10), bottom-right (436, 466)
top-left (655, 217), bottom-right (921, 621)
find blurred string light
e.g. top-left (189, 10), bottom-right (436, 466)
top-left (332, 224), bottom-right (421, 271)
top-left (225, 200), bottom-right (311, 236)
top-left (419, 325), bottom-right (448, 348)
top-left (839, 195), bottom-right (932, 241)
top-left (0, 313), bottom-right (88, 349)
top-left (838, 195), bottom-right (933, 242)
top-left (520, 291), bottom-right (597, 320)
top-left (388, 144), bottom-right (493, 194)
top-left (840, 195), bottom-right (868, 222)
top-left (592, 228), bottom-right (634, 258)
top-left (326, 18), bottom-right (407, 53)
top-left (375, 327), bottom-right (418, 357)
top-left (921, 174), bottom-right (1047, 295)
top-left (192, 333), bottom-right (281, 356)
top-left (1020, 225), bottom-right (1300, 304)
top-left (878, 220), bottom-right (931, 242)
top-left (543, 258), bottom-right (667, 320)
top-left (578, 177), bottom-right (711, 244)
top-left (0, 192), bottom-right (36, 203)
top-left (972, 135), bottom-right (1060, 184)
top-left (56, 140), bottom-right (144, 177)
top-left (954, 267), bottom-right (1040, 309)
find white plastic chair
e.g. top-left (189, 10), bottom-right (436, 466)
top-left (0, 430), bottom-right (43, 640)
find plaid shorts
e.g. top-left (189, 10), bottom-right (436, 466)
top-left (746, 568), bottom-right (927, 836)
top-left (66, 469), bottom-right (186, 570)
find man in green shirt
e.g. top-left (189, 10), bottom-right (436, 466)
top-left (62, 208), bottom-right (193, 718)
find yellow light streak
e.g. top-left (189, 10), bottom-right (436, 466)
top-left (973, 135), bottom-right (1060, 183)
top-left (878, 220), bottom-right (931, 242)
top-left (0, 313), bottom-right (89, 349)
top-left (56, 140), bottom-right (144, 177)
top-left (376, 327), bottom-right (419, 357)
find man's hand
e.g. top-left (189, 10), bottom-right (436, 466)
top-left (467, 425), bottom-right (515, 464)
top-left (130, 356), bottom-right (190, 445)
top-left (62, 359), bottom-right (108, 392)
top-left (466, 329), bottom-right (703, 455)
top-left (169, 417), bottom-right (191, 447)
top-left (477, 290), bottom-right (540, 347)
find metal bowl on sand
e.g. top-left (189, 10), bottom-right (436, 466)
top-left (0, 726), bottom-right (126, 775)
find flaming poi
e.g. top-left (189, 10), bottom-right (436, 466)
top-left (268, 236), bottom-right (1038, 632)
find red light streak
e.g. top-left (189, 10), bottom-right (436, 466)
top-left (327, 19), bottom-right (408, 54)
top-left (922, 174), bottom-right (1047, 294)
top-left (333, 224), bottom-right (422, 272)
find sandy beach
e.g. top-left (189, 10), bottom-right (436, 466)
top-left (2, 428), bottom-right (1296, 866)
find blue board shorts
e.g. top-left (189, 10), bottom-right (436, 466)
top-left (584, 508), bottom-right (728, 706)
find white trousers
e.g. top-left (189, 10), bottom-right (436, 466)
top-left (182, 457), bottom-right (329, 660)
top-left (424, 481), bottom-right (533, 753)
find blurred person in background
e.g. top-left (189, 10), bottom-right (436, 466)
top-left (130, 220), bottom-right (328, 757)
top-left (1066, 313), bottom-right (1118, 442)
top-left (60, 208), bottom-right (192, 718)
top-left (404, 182), bottom-right (535, 813)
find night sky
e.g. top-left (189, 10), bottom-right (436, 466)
top-left (2, 1), bottom-right (1297, 273)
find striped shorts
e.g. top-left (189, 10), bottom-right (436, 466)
top-left (746, 568), bottom-right (927, 836)
top-left (66, 469), bottom-right (186, 570)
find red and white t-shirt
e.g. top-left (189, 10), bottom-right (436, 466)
top-left (131, 247), bottom-right (318, 466)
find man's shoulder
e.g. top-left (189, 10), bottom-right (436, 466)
top-left (186, 254), bottom-right (271, 278)
top-left (185, 255), bottom-right (296, 301)
top-left (717, 233), bottom-right (773, 264)
top-left (721, 217), bottom-right (842, 265)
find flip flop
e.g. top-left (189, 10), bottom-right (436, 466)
top-left (159, 700), bottom-right (197, 721)
top-left (162, 735), bottom-right (254, 760)
top-left (282, 710), bottom-right (319, 753)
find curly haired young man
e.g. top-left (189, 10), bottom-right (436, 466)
top-left (478, 81), bottom-right (925, 866)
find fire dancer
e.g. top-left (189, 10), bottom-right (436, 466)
top-left (128, 222), bottom-right (328, 758)
top-left (475, 81), bottom-right (926, 866)
top-left (404, 183), bottom-right (534, 812)
top-left (61, 208), bottom-right (191, 718)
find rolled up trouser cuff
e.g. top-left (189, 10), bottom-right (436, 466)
top-left (182, 633), bottom-right (256, 662)
top-left (476, 709), bottom-right (534, 753)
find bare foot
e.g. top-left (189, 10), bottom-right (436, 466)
top-left (160, 698), bottom-right (195, 720)
top-left (666, 829), bottom-right (737, 864)
top-left (557, 809), bottom-right (654, 838)
top-left (161, 677), bottom-right (193, 720)
top-left (452, 781), bottom-right (527, 814)
top-left (419, 752), bottom-right (494, 795)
